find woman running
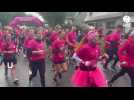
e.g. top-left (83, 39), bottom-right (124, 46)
top-left (66, 26), bottom-right (77, 54)
top-left (96, 28), bottom-right (108, 65)
top-left (103, 25), bottom-right (123, 71)
top-left (71, 31), bottom-right (108, 87)
top-left (48, 25), bottom-right (62, 71)
top-left (108, 33), bottom-right (134, 87)
top-left (66, 26), bottom-right (78, 65)
top-left (28, 31), bottom-right (46, 87)
top-left (23, 28), bottom-right (35, 76)
top-left (51, 28), bottom-right (68, 84)
top-left (1, 26), bottom-right (19, 84)
top-left (0, 28), bottom-right (3, 65)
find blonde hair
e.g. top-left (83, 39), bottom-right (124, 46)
top-left (75, 36), bottom-right (86, 52)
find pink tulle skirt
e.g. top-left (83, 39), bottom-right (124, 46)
top-left (71, 67), bottom-right (108, 87)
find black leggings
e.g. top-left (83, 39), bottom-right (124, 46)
top-left (104, 48), bottom-right (119, 69)
top-left (110, 67), bottom-right (134, 87)
top-left (29, 59), bottom-right (45, 87)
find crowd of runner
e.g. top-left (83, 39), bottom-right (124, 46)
top-left (0, 23), bottom-right (134, 87)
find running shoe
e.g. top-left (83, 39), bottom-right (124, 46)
top-left (5, 68), bottom-right (8, 76)
top-left (53, 77), bottom-right (58, 83)
top-left (5, 72), bottom-right (8, 80)
top-left (111, 67), bottom-right (117, 73)
top-left (23, 54), bottom-right (26, 58)
top-left (13, 78), bottom-right (19, 85)
top-left (108, 81), bottom-right (112, 87)
top-left (29, 80), bottom-right (32, 87)
top-left (28, 70), bottom-right (32, 76)
top-left (58, 73), bottom-right (62, 79)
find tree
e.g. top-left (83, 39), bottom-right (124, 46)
top-left (0, 12), bottom-right (25, 25)
top-left (42, 12), bottom-right (66, 27)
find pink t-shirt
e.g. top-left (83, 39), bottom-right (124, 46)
top-left (0, 31), bottom-right (3, 41)
top-left (1, 41), bottom-right (16, 58)
top-left (52, 38), bottom-right (65, 63)
top-left (105, 32), bottom-right (121, 48)
top-left (49, 32), bottom-right (58, 42)
top-left (29, 39), bottom-right (46, 61)
top-left (41, 31), bottom-right (47, 37)
top-left (24, 38), bottom-right (33, 48)
top-left (77, 43), bottom-right (100, 68)
top-left (67, 31), bottom-right (77, 44)
top-left (15, 29), bottom-right (21, 37)
top-left (118, 37), bottom-right (134, 67)
top-left (0, 41), bottom-right (2, 53)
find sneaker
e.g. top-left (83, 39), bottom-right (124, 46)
top-left (5, 69), bottom-right (8, 78)
top-left (23, 54), bottom-right (26, 58)
top-left (41, 83), bottom-right (45, 87)
top-left (13, 79), bottom-right (19, 85)
top-left (108, 81), bottom-right (112, 87)
top-left (103, 67), bottom-right (108, 72)
top-left (28, 70), bottom-right (32, 76)
top-left (8, 66), bottom-right (13, 69)
top-left (58, 73), bottom-right (62, 79)
top-left (29, 80), bottom-right (32, 87)
top-left (53, 78), bottom-right (60, 86)
top-left (53, 77), bottom-right (58, 83)
top-left (5, 74), bottom-right (8, 80)
top-left (111, 68), bottom-right (116, 73)
top-left (5, 69), bottom-right (8, 75)
top-left (0, 60), bottom-right (2, 66)
top-left (75, 66), bottom-right (79, 70)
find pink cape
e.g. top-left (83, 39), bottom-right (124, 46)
top-left (71, 67), bottom-right (108, 87)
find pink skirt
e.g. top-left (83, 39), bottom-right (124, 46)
top-left (71, 67), bottom-right (108, 87)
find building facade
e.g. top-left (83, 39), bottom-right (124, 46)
top-left (84, 12), bottom-right (124, 33)
top-left (65, 12), bottom-right (87, 26)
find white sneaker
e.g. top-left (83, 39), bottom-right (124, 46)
top-left (23, 54), bottom-right (26, 58)
top-left (13, 78), bottom-right (19, 84)
top-left (29, 80), bottom-right (32, 87)
top-left (8, 63), bottom-right (14, 69)
top-left (29, 70), bottom-right (32, 75)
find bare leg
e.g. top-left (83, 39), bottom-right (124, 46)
top-left (11, 64), bottom-right (19, 84)
top-left (61, 62), bottom-right (68, 73)
top-left (53, 64), bottom-right (59, 82)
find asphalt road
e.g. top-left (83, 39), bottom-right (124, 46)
top-left (0, 52), bottom-right (131, 87)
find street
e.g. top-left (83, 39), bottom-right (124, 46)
top-left (0, 12), bottom-right (133, 87)
top-left (0, 52), bottom-right (131, 87)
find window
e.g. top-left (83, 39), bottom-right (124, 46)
top-left (106, 21), bottom-right (115, 28)
top-left (96, 23), bottom-right (102, 27)
top-left (131, 22), bottom-right (134, 27)
top-left (89, 12), bottom-right (93, 16)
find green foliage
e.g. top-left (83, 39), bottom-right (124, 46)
top-left (0, 12), bottom-right (25, 25)
top-left (43, 12), bottom-right (66, 27)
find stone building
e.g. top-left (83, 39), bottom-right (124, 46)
top-left (84, 12), bottom-right (124, 33)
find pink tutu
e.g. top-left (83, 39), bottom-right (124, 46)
top-left (71, 67), bottom-right (108, 87)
